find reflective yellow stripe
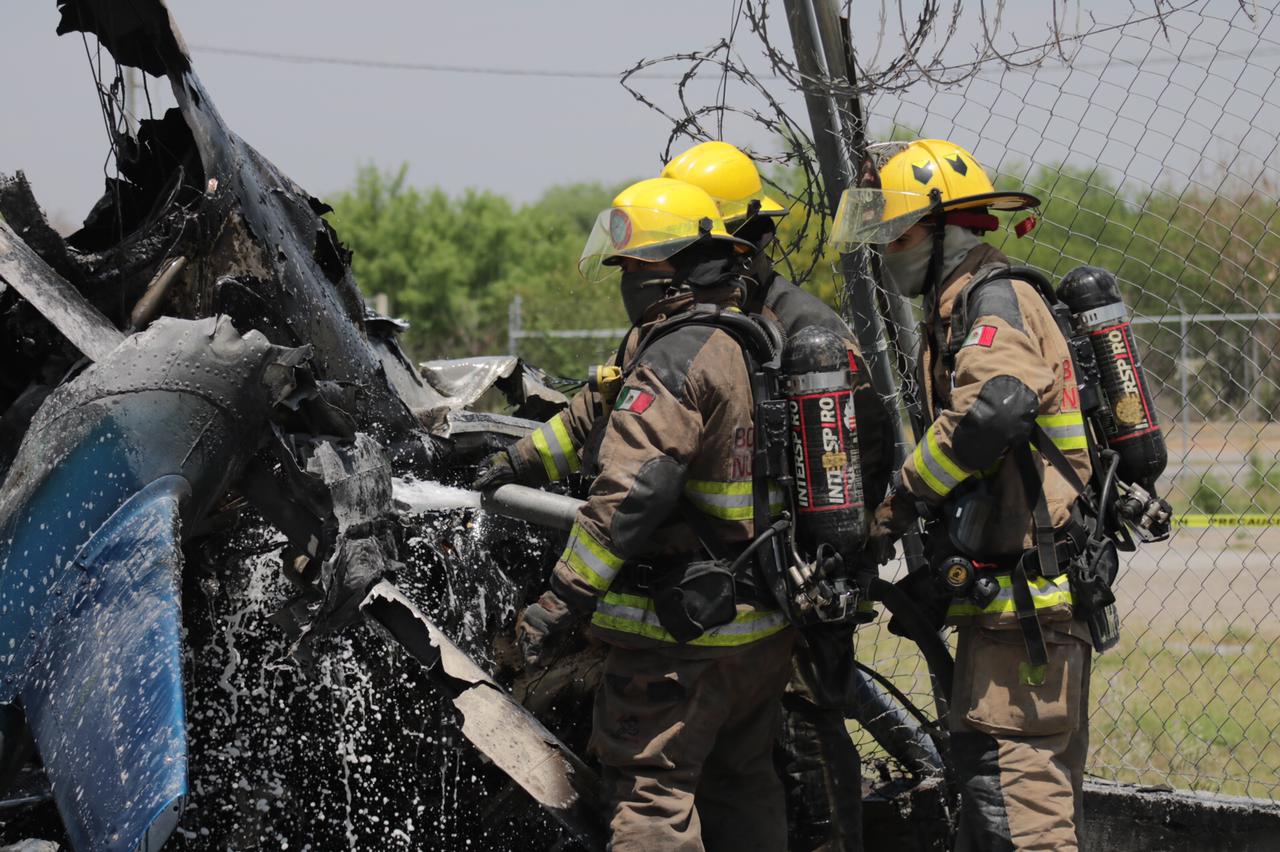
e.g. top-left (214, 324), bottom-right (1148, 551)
top-left (1037, 412), bottom-right (1082, 427)
top-left (1036, 411), bottom-right (1089, 451)
top-left (685, 479), bottom-right (753, 520)
top-left (592, 591), bottom-right (789, 646)
top-left (911, 442), bottom-right (948, 497)
top-left (912, 426), bottom-right (969, 498)
top-left (927, 427), bottom-right (967, 483)
top-left (530, 428), bottom-right (559, 480)
top-left (559, 523), bottom-right (624, 591)
top-left (686, 479), bottom-right (754, 494)
top-left (683, 479), bottom-right (784, 521)
top-left (548, 415), bottom-right (581, 474)
top-left (946, 572), bottom-right (1073, 618)
top-left (531, 415), bottom-right (580, 481)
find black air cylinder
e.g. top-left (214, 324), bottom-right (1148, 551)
top-left (1057, 266), bottom-right (1168, 490)
top-left (781, 325), bottom-right (867, 563)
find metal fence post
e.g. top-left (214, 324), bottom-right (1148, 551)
top-left (508, 294), bottom-right (522, 358)
top-left (1180, 310), bottom-right (1190, 464)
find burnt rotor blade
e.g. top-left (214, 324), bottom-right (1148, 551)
top-left (359, 580), bottom-right (606, 850)
top-left (0, 220), bottom-right (125, 362)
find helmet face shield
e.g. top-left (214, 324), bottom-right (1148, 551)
top-left (830, 188), bottom-right (931, 249)
top-left (578, 207), bottom-right (708, 282)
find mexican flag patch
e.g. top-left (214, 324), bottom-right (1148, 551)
top-left (614, 387), bottom-right (655, 414)
top-left (962, 324), bottom-right (998, 348)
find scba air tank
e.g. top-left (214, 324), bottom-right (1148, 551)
top-left (780, 325), bottom-right (867, 563)
top-left (1057, 266), bottom-right (1168, 490)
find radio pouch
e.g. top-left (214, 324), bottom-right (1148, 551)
top-left (652, 559), bottom-right (738, 643)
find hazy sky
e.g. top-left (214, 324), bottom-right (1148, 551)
top-left (2, 1), bottom-right (1272, 228)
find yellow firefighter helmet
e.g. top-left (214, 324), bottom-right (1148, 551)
top-left (578, 177), bottom-right (753, 282)
top-left (661, 140), bottom-right (787, 230)
top-left (830, 138), bottom-right (1040, 248)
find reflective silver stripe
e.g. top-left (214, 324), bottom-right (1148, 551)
top-left (1040, 421), bottom-right (1086, 443)
top-left (686, 489), bottom-right (753, 511)
top-left (684, 481), bottom-right (786, 521)
top-left (685, 480), bottom-right (754, 521)
top-left (781, 369), bottom-right (852, 395)
top-left (914, 427), bottom-right (967, 497)
top-left (533, 416), bottom-right (580, 481)
top-left (593, 594), bottom-right (789, 646)
top-left (563, 525), bottom-right (623, 590)
top-left (1036, 413), bottom-right (1088, 451)
top-left (534, 422), bottom-right (571, 479)
top-left (1077, 302), bottom-right (1127, 328)
top-left (917, 444), bottom-right (960, 494)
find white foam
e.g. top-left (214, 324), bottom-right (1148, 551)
top-left (392, 477), bottom-right (482, 513)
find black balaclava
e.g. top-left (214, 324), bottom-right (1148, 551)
top-left (617, 241), bottom-right (748, 326)
top-left (732, 215), bottom-right (779, 313)
top-left (619, 268), bottom-right (675, 326)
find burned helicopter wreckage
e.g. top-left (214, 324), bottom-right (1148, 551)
top-left (0, 2), bottom-right (953, 850)
top-left (0, 1), bottom-right (610, 849)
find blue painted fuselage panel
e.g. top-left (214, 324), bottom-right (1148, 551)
top-left (21, 475), bottom-right (189, 852)
top-left (0, 396), bottom-right (217, 852)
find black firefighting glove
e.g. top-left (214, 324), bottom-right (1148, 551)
top-left (472, 449), bottom-right (516, 491)
top-left (868, 488), bottom-right (918, 565)
top-left (515, 590), bottom-right (580, 669)
top-left (887, 566), bottom-right (951, 639)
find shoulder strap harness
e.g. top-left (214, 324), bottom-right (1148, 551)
top-left (945, 264), bottom-right (1101, 683)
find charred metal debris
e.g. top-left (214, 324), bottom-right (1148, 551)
top-left (0, 1), bottom-right (598, 850)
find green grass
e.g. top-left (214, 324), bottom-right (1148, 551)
top-left (848, 618), bottom-right (1280, 799)
top-left (1090, 622), bottom-right (1280, 798)
top-left (1180, 453), bottom-right (1280, 515)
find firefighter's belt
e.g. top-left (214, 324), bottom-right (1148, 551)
top-left (622, 552), bottom-right (767, 605)
top-left (990, 526), bottom-right (1084, 577)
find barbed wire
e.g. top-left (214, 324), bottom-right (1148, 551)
top-left (622, 0), bottom-right (1280, 798)
top-left (620, 1), bottom-right (1205, 289)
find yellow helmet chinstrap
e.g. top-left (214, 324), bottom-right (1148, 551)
top-left (661, 141), bottom-right (787, 228)
top-left (831, 138), bottom-right (1040, 248)
top-left (578, 177), bottom-right (752, 282)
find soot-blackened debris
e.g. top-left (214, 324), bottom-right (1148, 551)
top-left (0, 1), bottom-right (601, 849)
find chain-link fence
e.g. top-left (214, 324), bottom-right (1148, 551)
top-left (612, 0), bottom-right (1280, 801)
top-left (860, 2), bottom-right (1280, 799)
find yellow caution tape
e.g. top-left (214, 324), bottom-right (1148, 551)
top-left (1172, 514), bottom-right (1280, 528)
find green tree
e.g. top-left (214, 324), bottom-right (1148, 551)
top-left (325, 157), bottom-right (1279, 418)
top-left (326, 165), bottom-right (633, 374)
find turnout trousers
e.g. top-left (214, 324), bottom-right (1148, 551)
top-left (590, 629), bottom-right (795, 852)
top-left (949, 622), bottom-right (1092, 852)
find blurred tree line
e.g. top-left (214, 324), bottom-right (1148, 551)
top-left (325, 165), bottom-right (631, 375)
top-left (990, 164), bottom-right (1280, 422)
top-left (328, 160), bottom-right (1279, 421)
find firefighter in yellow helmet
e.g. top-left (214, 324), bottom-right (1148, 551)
top-left (480, 177), bottom-right (796, 850)
top-left (833, 139), bottom-right (1093, 851)
top-left (666, 140), bottom-right (894, 851)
